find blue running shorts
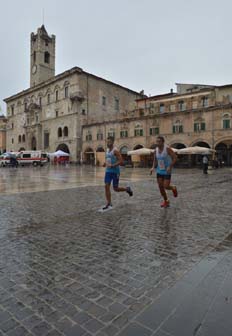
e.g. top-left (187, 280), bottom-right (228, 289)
top-left (104, 172), bottom-right (120, 188)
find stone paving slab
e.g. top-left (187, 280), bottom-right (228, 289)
top-left (0, 168), bottom-right (231, 335)
top-left (136, 247), bottom-right (232, 336)
top-left (136, 250), bottom-right (229, 330)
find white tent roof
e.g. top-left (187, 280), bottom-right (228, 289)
top-left (177, 146), bottom-right (215, 155)
top-left (128, 148), bottom-right (154, 155)
top-left (128, 147), bottom-right (178, 156)
top-left (48, 150), bottom-right (70, 157)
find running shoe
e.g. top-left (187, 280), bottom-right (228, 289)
top-left (160, 200), bottom-right (170, 208)
top-left (126, 186), bottom-right (133, 196)
top-left (101, 204), bottom-right (113, 212)
top-left (172, 186), bottom-right (178, 197)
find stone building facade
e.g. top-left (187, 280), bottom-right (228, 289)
top-left (83, 83), bottom-right (232, 166)
top-left (0, 116), bottom-right (7, 153)
top-left (4, 26), bottom-right (142, 161)
top-left (4, 26), bottom-right (232, 166)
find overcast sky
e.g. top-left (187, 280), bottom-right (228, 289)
top-left (1, 0), bottom-right (232, 113)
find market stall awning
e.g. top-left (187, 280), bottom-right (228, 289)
top-left (128, 148), bottom-right (154, 156)
top-left (177, 146), bottom-right (216, 155)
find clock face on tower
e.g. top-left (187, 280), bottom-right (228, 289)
top-left (32, 65), bottom-right (37, 74)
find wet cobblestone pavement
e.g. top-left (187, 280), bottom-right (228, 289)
top-left (0, 166), bottom-right (232, 336)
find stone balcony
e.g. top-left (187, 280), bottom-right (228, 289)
top-left (70, 91), bottom-right (85, 102)
top-left (24, 103), bottom-right (41, 113)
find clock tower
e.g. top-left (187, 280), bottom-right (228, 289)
top-left (30, 25), bottom-right (56, 87)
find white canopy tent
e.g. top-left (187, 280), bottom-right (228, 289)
top-left (48, 150), bottom-right (70, 157)
top-left (170, 148), bottom-right (179, 153)
top-left (128, 148), bottom-right (154, 156)
top-left (127, 147), bottom-right (178, 156)
top-left (177, 146), bottom-right (216, 155)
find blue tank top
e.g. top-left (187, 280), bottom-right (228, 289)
top-left (155, 145), bottom-right (172, 175)
top-left (106, 148), bottom-right (120, 174)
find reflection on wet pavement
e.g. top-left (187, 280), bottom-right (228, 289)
top-left (0, 166), bottom-right (231, 335)
top-left (0, 165), bottom-right (153, 194)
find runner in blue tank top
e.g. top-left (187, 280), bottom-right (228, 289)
top-left (101, 136), bottom-right (133, 212)
top-left (150, 136), bottom-right (178, 208)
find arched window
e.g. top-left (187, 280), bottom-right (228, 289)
top-left (65, 86), bottom-right (69, 98)
top-left (18, 135), bottom-right (21, 143)
top-left (63, 126), bottom-right (68, 137)
top-left (44, 52), bottom-right (50, 64)
top-left (22, 135), bottom-right (26, 142)
top-left (173, 120), bottom-right (183, 134)
top-left (194, 118), bottom-right (206, 132)
top-left (55, 90), bottom-right (59, 102)
top-left (58, 127), bottom-right (62, 137)
top-left (222, 113), bottom-right (231, 129)
top-left (134, 123), bottom-right (143, 137)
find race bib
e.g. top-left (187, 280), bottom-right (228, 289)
top-left (158, 159), bottom-right (165, 170)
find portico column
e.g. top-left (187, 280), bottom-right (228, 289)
top-left (80, 151), bottom-right (83, 164)
top-left (94, 150), bottom-right (97, 166)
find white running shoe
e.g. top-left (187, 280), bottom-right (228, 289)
top-left (98, 204), bottom-right (113, 212)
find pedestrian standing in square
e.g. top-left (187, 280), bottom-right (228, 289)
top-left (203, 155), bottom-right (208, 174)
